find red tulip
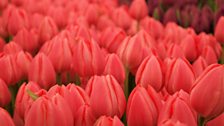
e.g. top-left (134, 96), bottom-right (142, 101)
top-left (158, 120), bottom-right (188, 126)
top-left (136, 55), bottom-right (164, 91)
top-left (127, 85), bottom-right (162, 126)
top-left (215, 16), bottom-right (224, 43)
top-left (0, 78), bottom-right (11, 107)
top-left (3, 42), bottom-right (22, 55)
top-left (0, 37), bottom-right (5, 52)
top-left (103, 53), bottom-right (125, 88)
top-left (0, 107), bottom-right (15, 126)
top-left (165, 58), bottom-right (195, 94)
top-left (192, 56), bottom-right (208, 78)
top-left (207, 113), bottom-right (224, 126)
top-left (28, 53), bottom-right (56, 89)
top-left (25, 95), bottom-right (74, 126)
top-left (167, 44), bottom-right (185, 59)
top-left (190, 64), bottom-right (224, 120)
top-left (200, 46), bottom-right (218, 65)
top-left (85, 75), bottom-right (126, 118)
top-left (72, 38), bottom-right (105, 77)
top-left (0, 0), bottom-right (8, 11)
top-left (94, 116), bottom-right (124, 126)
top-left (74, 104), bottom-right (96, 126)
top-left (129, 0), bottom-right (148, 20)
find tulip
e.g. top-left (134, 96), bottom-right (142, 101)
top-left (85, 75), bottom-right (126, 118)
top-left (13, 28), bottom-right (39, 54)
top-left (0, 78), bottom-right (11, 107)
top-left (3, 42), bottom-right (22, 54)
top-left (28, 53), bottom-right (56, 89)
top-left (25, 95), bottom-right (74, 126)
top-left (159, 120), bottom-right (188, 126)
top-left (99, 27), bottom-right (126, 53)
top-left (13, 82), bottom-right (43, 126)
top-left (0, 0), bottom-right (8, 11)
top-left (166, 44), bottom-right (185, 59)
top-left (129, 0), bottom-right (148, 20)
top-left (190, 64), bottom-right (224, 120)
top-left (192, 56), bottom-right (208, 78)
top-left (7, 8), bottom-right (29, 36)
top-left (207, 113), bottom-right (224, 126)
top-left (158, 90), bottom-right (197, 126)
top-left (126, 85), bottom-right (161, 126)
top-left (74, 104), bottom-right (96, 126)
top-left (0, 38), bottom-right (5, 52)
top-left (103, 53), bottom-right (125, 88)
top-left (40, 35), bottom-right (73, 73)
top-left (215, 16), bottom-right (224, 43)
top-left (38, 16), bottom-right (58, 45)
top-left (72, 38), bottom-right (105, 77)
top-left (165, 58), bottom-right (195, 94)
top-left (200, 46), bottom-right (218, 65)
top-left (94, 116), bottom-right (124, 126)
top-left (117, 30), bottom-right (156, 74)
top-left (163, 7), bottom-right (178, 25)
top-left (66, 25), bottom-right (91, 41)
top-left (84, 4), bottom-right (99, 26)
top-left (0, 107), bottom-right (15, 126)
top-left (97, 15), bottom-right (116, 31)
top-left (136, 55), bottom-right (164, 91)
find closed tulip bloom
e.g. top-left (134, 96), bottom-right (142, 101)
top-left (72, 38), bottom-right (105, 77)
top-left (167, 44), bottom-right (185, 59)
top-left (13, 28), bottom-right (39, 54)
top-left (28, 53), bottom-right (56, 89)
top-left (94, 116), bottom-right (124, 126)
top-left (192, 56), bottom-right (208, 78)
top-left (215, 17), bottom-right (224, 43)
top-left (158, 90), bottom-right (197, 126)
top-left (40, 35), bottom-right (73, 73)
top-left (201, 46), bottom-right (218, 65)
top-left (85, 75), bottom-right (126, 118)
top-left (127, 85), bottom-right (161, 126)
top-left (165, 58), bottom-right (195, 94)
top-left (129, 0), bottom-right (148, 20)
top-left (0, 79), bottom-right (11, 107)
top-left (0, 107), bottom-right (15, 126)
top-left (190, 64), bottom-right (224, 120)
top-left (207, 113), bottom-right (224, 126)
top-left (38, 16), bottom-right (58, 45)
top-left (103, 54), bottom-right (125, 88)
top-left (0, 38), bottom-right (5, 52)
top-left (74, 104), bottom-right (96, 126)
top-left (136, 55), bottom-right (164, 91)
top-left (0, 0), bottom-right (8, 11)
top-left (25, 95), bottom-right (74, 126)
top-left (3, 42), bottom-right (22, 55)
top-left (47, 6), bottom-right (67, 29)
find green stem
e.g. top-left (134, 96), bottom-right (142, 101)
top-left (75, 74), bottom-right (81, 86)
top-left (124, 67), bottom-right (129, 99)
top-left (198, 116), bottom-right (206, 126)
top-left (56, 73), bottom-right (62, 85)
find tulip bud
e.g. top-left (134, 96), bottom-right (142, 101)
top-left (28, 53), bottom-right (56, 89)
top-left (158, 90), bottom-right (197, 126)
top-left (0, 78), bottom-right (11, 107)
top-left (25, 95), bottom-right (74, 126)
top-left (0, 107), bottom-right (15, 126)
top-left (99, 27), bottom-right (126, 53)
top-left (167, 44), bottom-right (185, 59)
top-left (190, 64), bottom-right (224, 120)
top-left (47, 6), bottom-right (67, 29)
top-left (127, 85), bottom-right (162, 126)
top-left (72, 38), bottom-right (105, 77)
top-left (0, 0), bottom-right (8, 11)
top-left (215, 16), bottom-right (224, 43)
top-left (136, 55), bottom-right (164, 91)
top-left (38, 16), bottom-right (58, 45)
top-left (40, 35), bottom-right (72, 73)
top-left (0, 38), bottom-right (5, 52)
top-left (74, 104), bottom-right (96, 126)
top-left (129, 0), bottom-right (148, 20)
top-left (3, 42), bottom-right (22, 55)
top-left (165, 58), bottom-right (195, 94)
top-left (200, 46), bottom-right (218, 65)
top-left (13, 28), bottom-right (39, 54)
top-left (103, 54), bottom-right (125, 88)
top-left (207, 113), bottom-right (224, 126)
top-left (85, 75), bottom-right (126, 118)
top-left (192, 56), bottom-right (208, 78)
top-left (94, 116), bottom-right (124, 126)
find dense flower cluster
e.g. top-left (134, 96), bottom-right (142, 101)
top-left (0, 0), bottom-right (224, 126)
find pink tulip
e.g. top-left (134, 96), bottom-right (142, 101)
top-left (215, 16), bottom-right (224, 43)
top-left (127, 85), bottom-right (162, 126)
top-left (200, 46), bottom-right (218, 65)
top-left (0, 38), bottom-right (5, 52)
top-left (103, 54), bottom-right (125, 88)
top-left (0, 0), bottom-right (8, 11)
top-left (190, 64), bottom-right (224, 120)
top-left (207, 113), bottom-right (224, 126)
top-left (136, 55), bottom-right (164, 91)
top-left (74, 104), bottom-right (96, 126)
top-left (167, 44), bottom-right (185, 59)
top-left (0, 78), bottom-right (11, 107)
top-left (129, 0), bottom-right (148, 20)
top-left (3, 42), bottom-right (22, 55)
top-left (38, 16), bottom-right (58, 45)
top-left (99, 27), bottom-right (126, 53)
top-left (158, 90), bottom-right (197, 126)
top-left (94, 116), bottom-right (124, 126)
top-left (13, 28), bottom-right (39, 54)
top-left (192, 56), bottom-right (208, 78)
top-left (165, 58), bottom-right (195, 94)
top-left (85, 75), bottom-right (126, 118)
top-left (25, 95), bottom-right (74, 126)
top-left (28, 53), bottom-right (56, 89)
top-left (72, 38), bottom-right (105, 77)
top-left (0, 107), bottom-right (15, 126)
